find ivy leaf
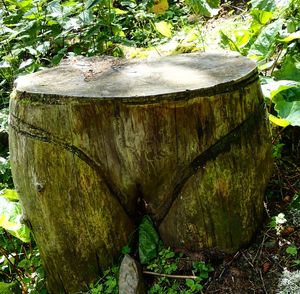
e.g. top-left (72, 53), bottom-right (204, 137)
top-left (139, 216), bottom-right (159, 264)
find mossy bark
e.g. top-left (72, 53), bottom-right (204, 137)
top-left (9, 53), bottom-right (273, 293)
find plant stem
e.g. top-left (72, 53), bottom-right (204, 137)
top-left (143, 270), bottom-right (198, 279)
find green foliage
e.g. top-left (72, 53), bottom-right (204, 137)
top-left (0, 0), bottom-right (192, 105)
top-left (286, 245), bottom-right (298, 257)
top-left (272, 142), bottom-right (285, 158)
top-left (139, 215), bottom-right (160, 265)
top-left (220, 0), bottom-right (300, 127)
top-left (0, 191), bottom-right (30, 242)
top-left (89, 266), bottom-right (119, 293)
top-left (147, 247), bottom-right (178, 275)
top-left (0, 228), bottom-right (46, 293)
top-left (147, 248), bottom-right (214, 293)
top-left (184, 0), bottom-right (220, 17)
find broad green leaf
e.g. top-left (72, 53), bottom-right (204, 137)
top-left (47, 0), bottom-right (63, 18)
top-left (273, 54), bottom-right (300, 81)
top-left (0, 189), bottom-right (19, 201)
top-left (280, 31), bottom-right (300, 43)
top-left (251, 0), bottom-right (290, 12)
top-left (207, 0), bottom-right (220, 8)
top-left (0, 197), bottom-right (31, 242)
top-left (139, 216), bottom-right (159, 264)
top-left (19, 59), bottom-right (34, 70)
top-left (273, 87), bottom-right (300, 102)
top-left (78, 10), bottom-right (94, 25)
top-left (154, 21), bottom-right (172, 38)
top-left (268, 113), bottom-right (290, 127)
top-left (0, 60), bottom-right (11, 69)
top-left (185, 0), bottom-right (219, 17)
top-left (261, 79), bottom-right (300, 100)
top-left (86, 0), bottom-right (101, 9)
top-left (17, 0), bottom-right (33, 9)
top-left (248, 19), bottom-right (283, 61)
top-left (251, 0), bottom-right (276, 12)
top-left (275, 100), bottom-right (300, 126)
top-left (219, 31), bottom-right (241, 52)
top-left (286, 246), bottom-right (298, 256)
top-left (250, 9), bottom-right (273, 25)
top-left (111, 8), bottom-right (127, 14)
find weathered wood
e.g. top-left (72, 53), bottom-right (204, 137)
top-left (9, 52), bottom-right (273, 293)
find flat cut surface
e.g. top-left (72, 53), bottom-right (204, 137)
top-left (15, 52), bottom-right (257, 100)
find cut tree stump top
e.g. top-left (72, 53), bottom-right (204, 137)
top-left (14, 52), bottom-right (257, 103)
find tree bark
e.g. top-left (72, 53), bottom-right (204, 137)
top-left (9, 52), bottom-right (273, 293)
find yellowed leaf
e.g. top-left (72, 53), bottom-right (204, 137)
top-left (269, 113), bottom-right (290, 127)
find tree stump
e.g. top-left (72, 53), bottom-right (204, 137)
top-left (9, 52), bottom-right (273, 293)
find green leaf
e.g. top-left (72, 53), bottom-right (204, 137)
top-left (260, 79), bottom-right (300, 100)
top-left (286, 246), bottom-right (298, 256)
top-left (251, 0), bottom-right (276, 12)
top-left (207, 0), bottom-right (220, 8)
top-left (251, 0), bottom-right (290, 12)
top-left (273, 87), bottom-right (300, 103)
top-left (275, 100), bottom-right (300, 126)
top-left (139, 216), bottom-right (159, 264)
top-left (268, 113), bottom-right (290, 127)
top-left (86, 0), bottom-right (101, 9)
top-left (0, 189), bottom-right (19, 201)
top-left (248, 19), bottom-right (283, 61)
top-left (154, 21), bottom-right (172, 38)
top-left (219, 31), bottom-right (241, 52)
top-left (290, 194), bottom-right (300, 210)
top-left (0, 197), bottom-right (31, 242)
top-left (185, 0), bottom-right (219, 17)
top-left (186, 279), bottom-right (195, 287)
top-left (47, 0), bottom-right (63, 18)
top-left (250, 9), bottom-right (273, 25)
top-left (273, 54), bottom-right (300, 82)
top-left (280, 31), bottom-right (300, 43)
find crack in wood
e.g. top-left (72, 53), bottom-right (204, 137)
top-left (155, 103), bottom-right (267, 225)
top-left (9, 113), bottom-right (134, 219)
top-left (10, 103), bottom-right (267, 228)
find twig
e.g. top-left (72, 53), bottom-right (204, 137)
top-left (259, 269), bottom-right (268, 294)
top-left (270, 46), bottom-right (283, 76)
top-left (241, 250), bottom-right (255, 269)
top-left (252, 232), bottom-right (267, 264)
top-left (218, 251), bottom-right (240, 279)
top-left (143, 271), bottom-right (198, 280)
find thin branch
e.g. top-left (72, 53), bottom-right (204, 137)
top-left (143, 270), bottom-right (198, 280)
top-left (259, 269), bottom-right (268, 294)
